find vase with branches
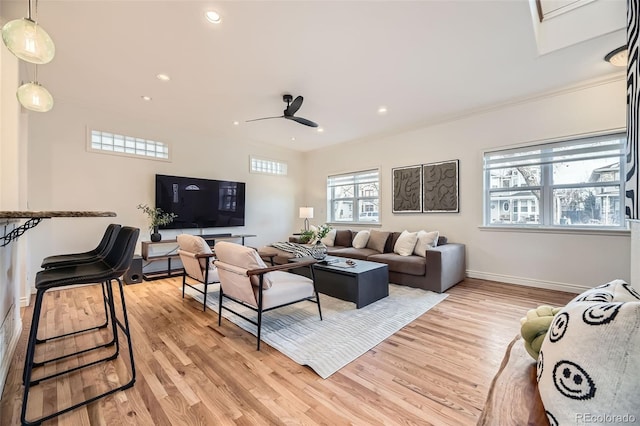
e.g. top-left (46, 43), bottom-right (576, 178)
top-left (137, 204), bottom-right (177, 242)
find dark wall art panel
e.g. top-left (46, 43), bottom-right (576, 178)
top-left (422, 160), bottom-right (459, 213)
top-left (392, 165), bottom-right (422, 213)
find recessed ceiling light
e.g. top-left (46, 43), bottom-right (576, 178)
top-left (205, 11), bottom-right (221, 24)
top-left (291, 137), bottom-right (296, 141)
top-left (317, 127), bottom-right (324, 133)
top-left (233, 121), bottom-right (239, 126)
top-left (156, 73), bottom-right (170, 81)
top-left (377, 106), bottom-right (388, 115)
top-left (141, 96), bottom-right (152, 101)
top-left (604, 45), bottom-right (628, 67)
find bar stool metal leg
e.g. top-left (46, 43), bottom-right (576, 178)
top-left (21, 278), bottom-right (136, 426)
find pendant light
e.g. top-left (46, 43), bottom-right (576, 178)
top-left (17, 66), bottom-right (53, 112)
top-left (1, 0), bottom-right (55, 64)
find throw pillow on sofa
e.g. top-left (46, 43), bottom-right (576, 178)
top-left (320, 228), bottom-right (337, 246)
top-left (352, 230), bottom-right (370, 248)
top-left (367, 229), bottom-right (390, 253)
top-left (414, 230), bottom-right (439, 257)
top-left (537, 280), bottom-right (640, 426)
top-left (394, 230), bottom-right (418, 256)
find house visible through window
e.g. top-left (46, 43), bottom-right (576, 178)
top-left (483, 132), bottom-right (626, 229)
top-left (327, 169), bottom-right (380, 223)
top-left (88, 130), bottom-right (170, 161)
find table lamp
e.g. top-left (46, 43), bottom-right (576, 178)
top-left (299, 207), bottom-right (314, 231)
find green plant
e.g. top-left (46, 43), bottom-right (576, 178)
top-left (137, 204), bottom-right (177, 231)
top-left (300, 224), bottom-right (332, 244)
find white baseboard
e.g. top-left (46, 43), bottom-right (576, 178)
top-left (0, 317), bottom-right (22, 397)
top-left (466, 270), bottom-right (589, 294)
top-left (20, 295), bottom-right (30, 307)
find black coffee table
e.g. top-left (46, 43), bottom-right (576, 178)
top-left (290, 256), bottom-right (389, 308)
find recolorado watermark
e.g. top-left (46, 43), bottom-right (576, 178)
top-left (576, 413), bottom-right (637, 424)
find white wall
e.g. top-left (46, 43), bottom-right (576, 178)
top-left (303, 75), bottom-right (629, 293)
top-left (26, 100), bottom-right (307, 290)
top-left (0, 37), bottom-right (27, 394)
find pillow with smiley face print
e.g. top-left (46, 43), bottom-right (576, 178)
top-left (536, 280), bottom-right (640, 426)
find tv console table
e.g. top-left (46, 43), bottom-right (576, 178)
top-left (140, 234), bottom-right (256, 281)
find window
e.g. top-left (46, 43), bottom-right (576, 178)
top-left (88, 130), bottom-right (170, 161)
top-left (484, 132), bottom-right (626, 229)
top-left (250, 156), bottom-right (288, 176)
top-left (327, 169), bottom-right (380, 223)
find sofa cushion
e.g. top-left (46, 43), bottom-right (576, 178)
top-left (414, 230), bottom-right (439, 257)
top-left (367, 230), bottom-right (390, 253)
top-left (352, 230), bottom-right (370, 248)
top-left (330, 247), bottom-right (378, 260)
top-left (367, 253), bottom-right (426, 276)
top-left (334, 230), bottom-right (353, 247)
top-left (537, 280), bottom-right (640, 426)
top-left (394, 230), bottom-right (418, 256)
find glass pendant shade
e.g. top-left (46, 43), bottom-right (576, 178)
top-left (17, 82), bottom-right (53, 112)
top-left (2, 18), bottom-right (55, 64)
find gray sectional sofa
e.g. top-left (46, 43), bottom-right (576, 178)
top-left (258, 229), bottom-right (466, 293)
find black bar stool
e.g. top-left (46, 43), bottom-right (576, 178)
top-left (21, 226), bottom-right (139, 426)
top-left (34, 224), bottom-right (122, 345)
top-left (41, 223), bottom-right (121, 269)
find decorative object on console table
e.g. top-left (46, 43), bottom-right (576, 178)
top-left (422, 159), bottom-right (459, 213)
top-left (137, 203), bottom-right (177, 242)
top-left (392, 165), bottom-right (422, 213)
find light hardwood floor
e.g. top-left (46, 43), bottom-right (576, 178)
top-left (0, 277), bottom-right (575, 426)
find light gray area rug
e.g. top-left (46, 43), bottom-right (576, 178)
top-left (183, 283), bottom-right (447, 379)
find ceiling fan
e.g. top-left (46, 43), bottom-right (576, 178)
top-left (247, 94), bottom-right (319, 128)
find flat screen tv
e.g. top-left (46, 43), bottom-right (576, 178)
top-left (155, 174), bottom-right (246, 229)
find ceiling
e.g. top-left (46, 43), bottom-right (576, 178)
top-left (2, 0), bottom-right (627, 152)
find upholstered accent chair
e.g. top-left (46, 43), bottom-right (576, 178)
top-left (177, 234), bottom-right (219, 311)
top-left (213, 241), bottom-right (322, 350)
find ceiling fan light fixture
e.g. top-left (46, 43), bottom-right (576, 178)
top-left (17, 81), bottom-right (53, 112)
top-left (604, 45), bottom-right (627, 67)
top-left (2, 17), bottom-right (55, 64)
top-left (205, 11), bottom-right (221, 24)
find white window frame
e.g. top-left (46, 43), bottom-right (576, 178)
top-left (327, 169), bottom-right (380, 224)
top-left (87, 129), bottom-right (171, 162)
top-left (249, 155), bottom-right (288, 176)
top-left (483, 131), bottom-right (626, 230)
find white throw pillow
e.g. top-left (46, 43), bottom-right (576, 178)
top-left (413, 230), bottom-right (439, 257)
top-left (393, 230), bottom-right (418, 256)
top-left (537, 280), bottom-right (640, 426)
top-left (321, 228), bottom-right (337, 247)
top-left (352, 230), bottom-right (370, 249)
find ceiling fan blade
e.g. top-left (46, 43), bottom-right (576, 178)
top-left (284, 96), bottom-right (304, 117)
top-left (285, 115), bottom-right (319, 128)
top-left (245, 115), bottom-right (284, 123)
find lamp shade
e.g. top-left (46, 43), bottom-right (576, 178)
top-left (17, 82), bottom-right (53, 112)
top-left (299, 207), bottom-right (314, 219)
top-left (2, 18), bottom-right (55, 64)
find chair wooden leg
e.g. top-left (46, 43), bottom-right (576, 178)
top-left (203, 282), bottom-right (208, 312)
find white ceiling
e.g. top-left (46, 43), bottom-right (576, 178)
top-left (2, 0), bottom-right (627, 152)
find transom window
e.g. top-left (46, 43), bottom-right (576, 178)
top-left (249, 156), bottom-right (288, 176)
top-left (327, 169), bottom-right (380, 223)
top-left (88, 130), bottom-right (170, 161)
top-left (483, 132), bottom-right (626, 229)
